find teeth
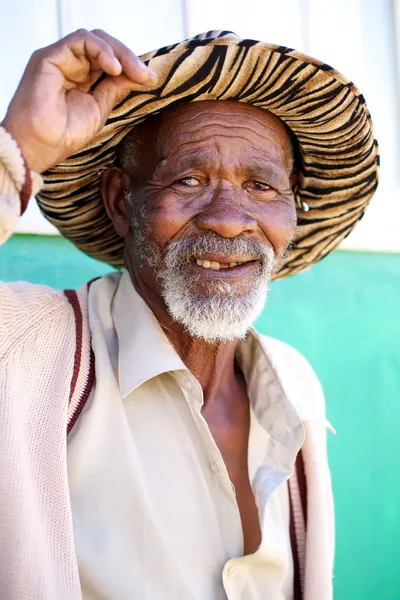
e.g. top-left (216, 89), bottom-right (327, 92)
top-left (194, 259), bottom-right (242, 269)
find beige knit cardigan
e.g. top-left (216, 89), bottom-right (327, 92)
top-left (0, 143), bottom-right (334, 600)
top-left (0, 279), bottom-right (335, 600)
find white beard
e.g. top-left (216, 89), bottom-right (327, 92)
top-left (162, 276), bottom-right (270, 343)
top-left (159, 234), bottom-right (278, 343)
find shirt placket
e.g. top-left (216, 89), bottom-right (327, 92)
top-left (175, 371), bottom-right (244, 560)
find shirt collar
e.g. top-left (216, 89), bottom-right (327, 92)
top-left (112, 271), bottom-right (186, 398)
top-left (235, 331), bottom-right (304, 449)
top-left (111, 271), bottom-right (323, 447)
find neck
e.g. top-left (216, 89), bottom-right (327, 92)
top-left (125, 254), bottom-right (241, 407)
top-left (165, 323), bottom-right (239, 401)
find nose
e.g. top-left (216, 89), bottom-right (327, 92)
top-left (195, 184), bottom-right (257, 238)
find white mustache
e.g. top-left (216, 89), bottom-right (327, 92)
top-left (164, 233), bottom-right (274, 267)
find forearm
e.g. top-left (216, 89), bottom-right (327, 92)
top-left (0, 125), bottom-right (43, 245)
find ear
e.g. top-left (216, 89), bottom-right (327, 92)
top-left (101, 166), bottom-right (131, 238)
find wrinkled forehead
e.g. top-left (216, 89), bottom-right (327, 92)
top-left (116, 100), bottom-right (295, 176)
top-left (155, 100), bottom-right (291, 150)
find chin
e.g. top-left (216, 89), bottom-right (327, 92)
top-left (164, 287), bottom-right (268, 344)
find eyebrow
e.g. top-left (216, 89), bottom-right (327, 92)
top-left (153, 150), bottom-right (214, 176)
top-left (153, 149), bottom-right (289, 187)
top-left (244, 161), bottom-right (289, 187)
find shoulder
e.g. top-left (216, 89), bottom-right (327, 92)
top-left (0, 279), bottom-right (89, 357)
top-left (255, 333), bottom-right (327, 421)
top-left (0, 281), bottom-right (73, 357)
top-left (0, 280), bottom-right (72, 328)
top-left (0, 279), bottom-right (67, 304)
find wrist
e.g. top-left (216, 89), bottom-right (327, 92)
top-left (1, 117), bottom-right (47, 176)
top-left (0, 124), bottom-right (43, 213)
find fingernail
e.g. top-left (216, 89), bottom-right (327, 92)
top-left (146, 68), bottom-right (158, 82)
top-left (112, 56), bottom-right (122, 72)
top-left (138, 59), bottom-right (157, 82)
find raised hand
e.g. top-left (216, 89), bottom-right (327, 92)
top-left (1, 29), bottom-right (157, 174)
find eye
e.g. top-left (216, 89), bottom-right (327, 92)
top-left (176, 176), bottom-right (201, 187)
top-left (244, 180), bottom-right (272, 192)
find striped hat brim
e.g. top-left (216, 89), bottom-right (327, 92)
top-left (37, 30), bottom-right (379, 279)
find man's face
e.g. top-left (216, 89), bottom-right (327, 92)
top-left (118, 101), bottom-right (297, 342)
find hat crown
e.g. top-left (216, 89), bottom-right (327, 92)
top-left (191, 30), bottom-right (239, 42)
top-left (39, 30), bottom-right (379, 278)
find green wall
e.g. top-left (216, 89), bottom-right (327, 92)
top-left (1, 234), bottom-right (400, 600)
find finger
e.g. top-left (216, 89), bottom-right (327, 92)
top-left (43, 29), bottom-right (123, 84)
top-left (89, 69), bottom-right (106, 88)
top-left (76, 69), bottom-right (112, 93)
top-left (82, 31), bottom-right (123, 76)
top-left (91, 29), bottom-right (157, 85)
top-left (91, 74), bottom-right (148, 125)
top-left (73, 70), bottom-right (104, 94)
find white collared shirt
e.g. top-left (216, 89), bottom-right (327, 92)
top-left (67, 271), bottom-right (316, 600)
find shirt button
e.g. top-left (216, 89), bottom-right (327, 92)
top-left (228, 566), bottom-right (237, 577)
top-left (211, 462), bottom-right (219, 474)
top-left (182, 378), bottom-right (192, 392)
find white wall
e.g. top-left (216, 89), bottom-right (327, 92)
top-left (1, 0), bottom-right (398, 251)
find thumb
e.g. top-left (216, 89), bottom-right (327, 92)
top-left (91, 75), bottom-right (153, 126)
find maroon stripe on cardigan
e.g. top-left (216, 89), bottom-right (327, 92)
top-left (67, 347), bottom-right (95, 436)
top-left (66, 279), bottom-right (98, 436)
top-left (64, 289), bottom-right (83, 404)
top-left (19, 156), bottom-right (32, 214)
top-left (288, 474), bottom-right (302, 600)
top-left (296, 449), bottom-right (308, 528)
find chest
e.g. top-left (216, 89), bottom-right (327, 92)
top-left (67, 372), bottom-right (295, 599)
top-left (201, 391), bottom-right (262, 555)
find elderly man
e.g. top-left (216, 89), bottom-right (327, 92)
top-left (0, 29), bottom-right (378, 600)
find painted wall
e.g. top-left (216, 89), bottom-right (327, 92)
top-left (1, 234), bottom-right (400, 600)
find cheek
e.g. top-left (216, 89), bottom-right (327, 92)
top-left (139, 189), bottom-right (200, 245)
top-left (258, 201), bottom-right (297, 253)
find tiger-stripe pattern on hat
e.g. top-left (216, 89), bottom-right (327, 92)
top-left (37, 30), bottom-right (379, 279)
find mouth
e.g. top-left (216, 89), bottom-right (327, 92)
top-left (193, 258), bottom-right (251, 271)
top-left (190, 254), bottom-right (259, 270)
top-left (188, 254), bottom-right (260, 278)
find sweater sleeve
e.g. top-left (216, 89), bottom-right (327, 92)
top-left (0, 281), bottom-right (83, 599)
top-left (0, 127), bottom-right (43, 245)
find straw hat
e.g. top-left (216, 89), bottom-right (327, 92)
top-left (37, 30), bottom-right (379, 279)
